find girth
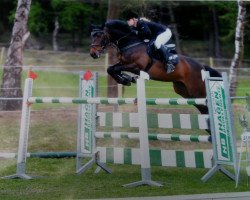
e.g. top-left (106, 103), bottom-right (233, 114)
top-left (144, 58), bottom-right (154, 72)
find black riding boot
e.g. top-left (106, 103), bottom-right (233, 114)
top-left (159, 45), bottom-right (177, 74)
top-left (158, 45), bottom-right (169, 63)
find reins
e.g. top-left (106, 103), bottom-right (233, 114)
top-left (90, 30), bottom-right (136, 53)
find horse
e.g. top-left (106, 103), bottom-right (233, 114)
top-left (89, 20), bottom-right (221, 114)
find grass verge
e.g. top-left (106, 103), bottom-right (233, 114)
top-left (0, 158), bottom-right (249, 200)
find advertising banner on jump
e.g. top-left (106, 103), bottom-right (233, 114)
top-left (209, 80), bottom-right (233, 163)
top-left (80, 71), bottom-right (95, 154)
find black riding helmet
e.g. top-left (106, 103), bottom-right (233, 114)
top-left (125, 11), bottom-right (139, 21)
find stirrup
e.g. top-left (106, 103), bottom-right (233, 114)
top-left (169, 54), bottom-right (179, 65)
top-left (166, 62), bottom-right (175, 74)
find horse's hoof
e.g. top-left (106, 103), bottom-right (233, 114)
top-left (131, 76), bottom-right (138, 83)
top-left (123, 81), bottom-right (131, 86)
top-left (134, 98), bottom-right (138, 105)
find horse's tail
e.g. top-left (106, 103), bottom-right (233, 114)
top-left (204, 65), bottom-right (221, 77)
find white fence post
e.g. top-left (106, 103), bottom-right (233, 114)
top-left (2, 78), bottom-right (33, 179)
top-left (123, 71), bottom-right (162, 187)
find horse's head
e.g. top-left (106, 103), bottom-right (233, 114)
top-left (90, 25), bottom-right (110, 59)
top-left (90, 20), bottom-right (137, 58)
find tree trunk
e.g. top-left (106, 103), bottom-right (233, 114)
top-left (106, 0), bottom-right (120, 97)
top-left (211, 8), bottom-right (221, 58)
top-left (229, 0), bottom-right (246, 97)
top-left (0, 0), bottom-right (31, 110)
top-left (53, 17), bottom-right (59, 51)
top-left (167, 3), bottom-right (182, 54)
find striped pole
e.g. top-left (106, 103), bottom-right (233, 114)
top-left (146, 98), bottom-right (206, 106)
top-left (97, 112), bottom-right (209, 130)
top-left (28, 97), bottom-right (207, 106)
top-left (97, 147), bottom-right (213, 169)
top-left (95, 132), bottom-right (211, 143)
top-left (0, 149), bottom-right (213, 169)
top-left (28, 97), bottom-right (136, 105)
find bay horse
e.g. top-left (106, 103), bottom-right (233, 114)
top-left (90, 20), bottom-right (221, 114)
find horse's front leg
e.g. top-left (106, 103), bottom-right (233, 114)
top-left (107, 63), bottom-right (139, 86)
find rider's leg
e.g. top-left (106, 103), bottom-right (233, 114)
top-left (154, 29), bottom-right (179, 73)
top-left (154, 28), bottom-right (172, 63)
top-left (154, 28), bottom-right (172, 49)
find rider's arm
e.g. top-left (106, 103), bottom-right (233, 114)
top-left (133, 20), bottom-right (152, 39)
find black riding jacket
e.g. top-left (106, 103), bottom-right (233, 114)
top-left (131, 20), bottom-right (167, 40)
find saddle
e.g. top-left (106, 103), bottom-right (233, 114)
top-left (147, 41), bottom-right (179, 73)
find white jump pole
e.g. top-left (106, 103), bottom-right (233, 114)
top-left (2, 78), bottom-right (33, 179)
top-left (123, 71), bottom-right (162, 187)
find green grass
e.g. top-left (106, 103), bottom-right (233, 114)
top-left (236, 78), bottom-right (250, 97)
top-left (0, 158), bottom-right (249, 200)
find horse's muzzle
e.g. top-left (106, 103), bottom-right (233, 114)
top-left (90, 52), bottom-right (100, 59)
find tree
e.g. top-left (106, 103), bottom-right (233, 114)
top-left (229, 0), bottom-right (246, 97)
top-left (210, 6), bottom-right (221, 57)
top-left (52, 17), bottom-right (59, 51)
top-left (106, 0), bottom-right (121, 97)
top-left (167, 2), bottom-right (182, 54)
top-left (28, 1), bottom-right (48, 36)
top-left (0, 0), bottom-right (32, 110)
top-left (58, 1), bottom-right (94, 48)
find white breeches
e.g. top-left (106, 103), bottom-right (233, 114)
top-left (154, 28), bottom-right (172, 49)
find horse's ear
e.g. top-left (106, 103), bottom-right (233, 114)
top-left (90, 24), bottom-right (104, 31)
top-left (90, 24), bottom-right (97, 32)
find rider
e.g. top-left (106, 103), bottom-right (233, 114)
top-left (124, 11), bottom-right (178, 73)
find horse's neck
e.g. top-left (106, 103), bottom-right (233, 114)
top-left (110, 33), bottom-right (142, 49)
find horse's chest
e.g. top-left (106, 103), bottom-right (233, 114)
top-left (119, 54), bottom-right (130, 64)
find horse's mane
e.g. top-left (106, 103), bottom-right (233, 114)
top-left (105, 20), bottom-right (131, 33)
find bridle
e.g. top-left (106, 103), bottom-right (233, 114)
top-left (90, 30), bottom-right (110, 53)
top-left (90, 29), bottom-right (133, 53)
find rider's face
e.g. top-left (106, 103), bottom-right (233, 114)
top-left (127, 18), bottom-right (136, 27)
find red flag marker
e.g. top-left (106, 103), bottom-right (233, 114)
top-left (83, 70), bottom-right (93, 81)
top-left (28, 71), bottom-right (38, 80)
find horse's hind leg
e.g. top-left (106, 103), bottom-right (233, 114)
top-left (194, 105), bottom-right (208, 114)
top-left (195, 105), bottom-right (212, 135)
top-left (172, 82), bottom-right (190, 98)
top-left (173, 83), bottom-right (211, 135)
